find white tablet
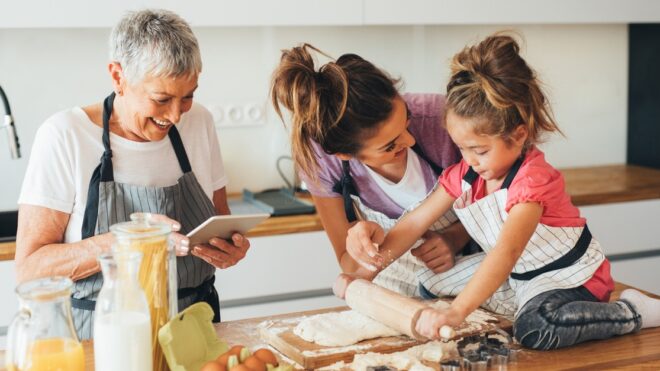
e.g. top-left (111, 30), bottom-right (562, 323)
top-left (186, 213), bottom-right (270, 246)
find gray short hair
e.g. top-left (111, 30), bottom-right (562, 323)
top-left (110, 9), bottom-right (202, 83)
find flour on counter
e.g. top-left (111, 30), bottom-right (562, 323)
top-left (320, 340), bottom-right (458, 371)
top-left (293, 310), bottom-right (400, 347)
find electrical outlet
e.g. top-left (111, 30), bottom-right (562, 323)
top-left (207, 102), bottom-right (267, 128)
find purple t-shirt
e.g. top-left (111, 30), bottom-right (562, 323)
top-left (302, 93), bottom-right (461, 219)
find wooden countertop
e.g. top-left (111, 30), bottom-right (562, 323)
top-left (3, 164), bottom-right (660, 262)
top-left (2, 282), bottom-right (655, 370)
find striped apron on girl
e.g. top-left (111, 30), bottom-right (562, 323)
top-left (71, 93), bottom-right (220, 339)
top-left (351, 191), bottom-right (459, 296)
top-left (333, 145), bottom-right (462, 297)
top-left (418, 158), bottom-right (605, 317)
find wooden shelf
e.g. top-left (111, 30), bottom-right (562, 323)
top-left (3, 164), bottom-right (660, 262)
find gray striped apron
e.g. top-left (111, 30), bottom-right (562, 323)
top-left (71, 93), bottom-right (219, 339)
top-left (418, 157), bottom-right (604, 317)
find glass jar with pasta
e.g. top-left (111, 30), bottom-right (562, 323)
top-left (110, 213), bottom-right (177, 371)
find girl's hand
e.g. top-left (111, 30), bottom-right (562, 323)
top-left (332, 273), bottom-right (358, 299)
top-left (411, 230), bottom-right (457, 273)
top-left (346, 221), bottom-right (386, 271)
top-left (415, 307), bottom-right (465, 340)
top-left (192, 232), bottom-right (250, 269)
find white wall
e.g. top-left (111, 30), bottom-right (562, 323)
top-left (0, 24), bottom-right (627, 211)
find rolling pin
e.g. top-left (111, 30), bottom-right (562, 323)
top-left (344, 279), bottom-right (456, 341)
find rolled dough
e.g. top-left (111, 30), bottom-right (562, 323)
top-left (293, 310), bottom-right (400, 347)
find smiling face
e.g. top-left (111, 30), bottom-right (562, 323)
top-left (446, 109), bottom-right (527, 183)
top-left (110, 63), bottom-right (198, 142)
top-left (347, 96), bottom-right (416, 176)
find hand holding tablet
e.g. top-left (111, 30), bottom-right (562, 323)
top-left (186, 213), bottom-right (270, 247)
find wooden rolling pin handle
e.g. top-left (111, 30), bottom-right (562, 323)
top-left (345, 279), bottom-right (429, 340)
top-left (410, 309), bottom-right (456, 341)
top-left (439, 325), bottom-right (456, 340)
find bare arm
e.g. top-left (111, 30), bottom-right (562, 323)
top-left (346, 187), bottom-right (457, 281)
top-left (212, 186), bottom-right (231, 216)
top-left (15, 204), bottom-right (113, 283)
top-left (415, 202), bottom-right (543, 338)
top-left (451, 202), bottom-right (542, 317)
top-left (312, 195), bottom-right (363, 273)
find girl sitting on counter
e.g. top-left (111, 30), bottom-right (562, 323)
top-left (336, 32), bottom-right (660, 350)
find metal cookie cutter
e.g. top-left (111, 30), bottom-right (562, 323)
top-left (366, 366), bottom-right (397, 371)
top-left (453, 328), bottom-right (522, 370)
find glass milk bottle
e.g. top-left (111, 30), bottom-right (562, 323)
top-left (5, 277), bottom-right (84, 371)
top-left (110, 213), bottom-right (177, 371)
top-left (94, 251), bottom-right (152, 371)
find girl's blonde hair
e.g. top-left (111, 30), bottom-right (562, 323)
top-left (270, 44), bottom-right (400, 180)
top-left (446, 33), bottom-right (562, 146)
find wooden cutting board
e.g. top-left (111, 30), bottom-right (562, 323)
top-left (259, 300), bottom-right (512, 370)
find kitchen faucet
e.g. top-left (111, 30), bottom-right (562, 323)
top-left (0, 85), bottom-right (20, 159)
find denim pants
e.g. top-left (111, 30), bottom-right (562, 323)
top-left (419, 283), bottom-right (642, 350)
top-left (513, 286), bottom-right (642, 350)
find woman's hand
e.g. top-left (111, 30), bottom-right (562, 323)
top-left (145, 213), bottom-right (191, 257)
top-left (415, 306), bottom-right (465, 340)
top-left (411, 230), bottom-right (457, 273)
top-left (191, 232), bottom-right (250, 269)
top-left (332, 273), bottom-right (358, 299)
top-left (346, 221), bottom-right (386, 271)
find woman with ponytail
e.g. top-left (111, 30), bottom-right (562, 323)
top-left (271, 44), bottom-right (469, 297)
top-left (338, 33), bottom-right (660, 349)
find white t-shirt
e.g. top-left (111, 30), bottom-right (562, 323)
top-left (364, 148), bottom-right (428, 210)
top-left (18, 103), bottom-right (228, 243)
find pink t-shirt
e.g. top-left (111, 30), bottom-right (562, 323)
top-left (440, 146), bottom-right (614, 301)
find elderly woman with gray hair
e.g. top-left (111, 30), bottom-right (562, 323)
top-left (15, 9), bottom-right (248, 339)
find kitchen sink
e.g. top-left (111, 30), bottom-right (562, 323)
top-left (0, 210), bottom-right (17, 242)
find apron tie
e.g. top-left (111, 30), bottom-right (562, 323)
top-left (332, 160), bottom-right (359, 222)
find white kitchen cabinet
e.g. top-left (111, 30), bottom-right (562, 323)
top-left (220, 295), bottom-right (344, 322)
top-left (579, 199), bottom-right (660, 256)
top-left (214, 230), bottom-right (340, 303)
top-left (0, 0), bottom-right (361, 28)
top-left (4, 0), bottom-right (660, 28)
top-left (580, 199), bottom-right (660, 296)
top-left (364, 0), bottom-right (660, 25)
top-left (611, 256), bottom-right (660, 295)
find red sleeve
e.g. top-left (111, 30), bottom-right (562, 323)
top-left (506, 148), bottom-right (584, 227)
top-left (440, 160), bottom-right (470, 198)
top-left (506, 162), bottom-right (562, 212)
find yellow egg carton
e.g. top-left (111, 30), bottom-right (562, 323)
top-left (158, 302), bottom-right (228, 371)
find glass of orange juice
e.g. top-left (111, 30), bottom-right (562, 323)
top-left (5, 277), bottom-right (84, 371)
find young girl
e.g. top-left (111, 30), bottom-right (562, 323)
top-left (340, 33), bottom-right (660, 350)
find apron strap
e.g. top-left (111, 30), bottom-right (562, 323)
top-left (462, 155), bottom-right (525, 189)
top-left (332, 160), bottom-right (359, 223)
top-left (70, 296), bottom-right (97, 311)
top-left (511, 225), bottom-right (593, 280)
top-left (168, 126), bottom-right (193, 173)
top-left (500, 156), bottom-right (524, 189)
top-left (81, 93), bottom-right (116, 239)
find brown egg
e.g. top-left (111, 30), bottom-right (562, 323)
top-left (242, 356), bottom-right (266, 371)
top-left (216, 351), bottom-right (230, 365)
top-left (253, 348), bottom-right (278, 366)
top-left (228, 365), bottom-right (251, 371)
top-left (227, 345), bottom-right (244, 357)
top-left (201, 361), bottom-right (225, 371)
